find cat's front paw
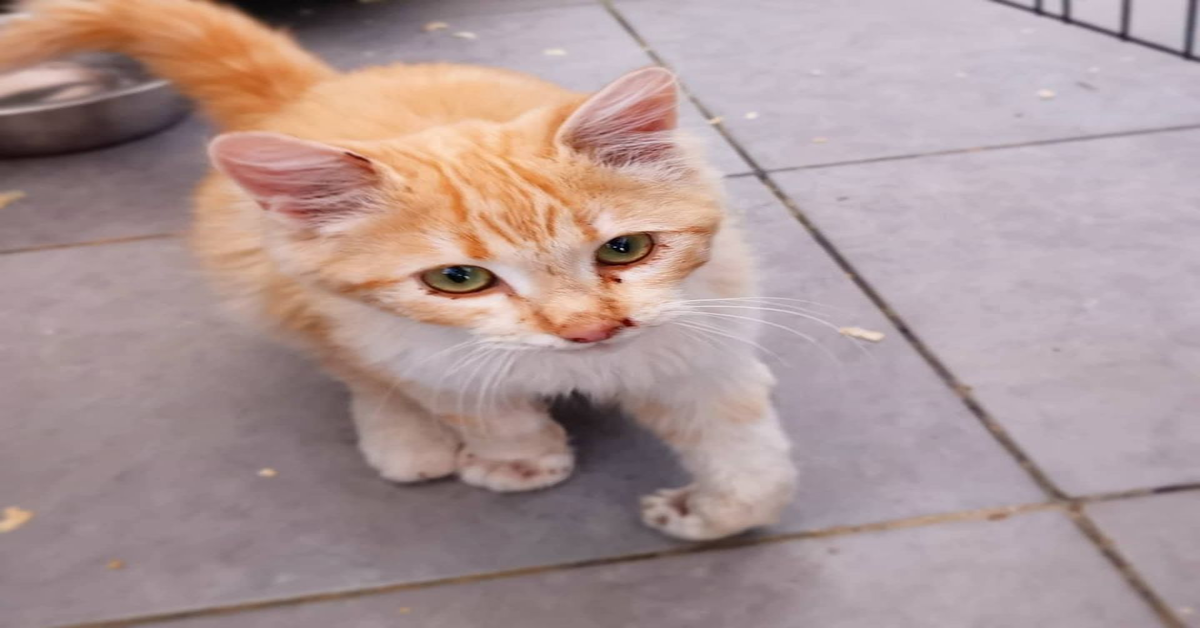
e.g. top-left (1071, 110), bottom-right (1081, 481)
top-left (360, 433), bottom-right (459, 483)
top-left (640, 485), bottom-right (786, 541)
top-left (457, 449), bottom-right (575, 492)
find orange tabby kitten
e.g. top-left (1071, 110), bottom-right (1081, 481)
top-left (1, 0), bottom-right (796, 540)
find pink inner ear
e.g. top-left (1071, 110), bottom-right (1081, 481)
top-left (557, 67), bottom-right (680, 167)
top-left (208, 132), bottom-right (380, 224)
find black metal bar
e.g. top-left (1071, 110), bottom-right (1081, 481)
top-left (990, 0), bottom-right (1197, 61)
top-left (1186, 0), bottom-right (1198, 58)
top-left (1120, 0), bottom-right (1132, 40)
top-left (1062, 0), bottom-right (1072, 22)
top-left (1034, 0), bottom-right (1044, 14)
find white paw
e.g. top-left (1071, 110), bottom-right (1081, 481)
top-left (360, 434), bottom-right (459, 483)
top-left (640, 486), bottom-right (780, 541)
top-left (457, 450), bottom-right (575, 492)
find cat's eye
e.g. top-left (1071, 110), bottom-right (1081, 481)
top-left (596, 233), bottom-right (654, 266)
top-left (421, 265), bottom-right (496, 294)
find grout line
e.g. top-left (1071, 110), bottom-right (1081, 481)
top-left (50, 502), bottom-right (1058, 628)
top-left (1077, 481), bottom-right (1200, 505)
top-left (598, 1), bottom-right (1187, 625)
top-left (757, 124), bottom-right (1200, 174)
top-left (1067, 506), bottom-right (1187, 628)
top-left (0, 232), bottom-right (182, 257)
top-left (48, 481), bottom-right (1199, 628)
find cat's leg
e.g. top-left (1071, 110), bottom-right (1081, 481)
top-left (433, 397), bottom-right (574, 493)
top-left (629, 360), bottom-right (796, 541)
top-left (349, 380), bottom-right (462, 483)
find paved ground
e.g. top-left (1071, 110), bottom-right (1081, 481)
top-left (1, 0), bottom-right (1198, 626)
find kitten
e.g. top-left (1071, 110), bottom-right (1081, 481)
top-left (2, 0), bottom-right (797, 540)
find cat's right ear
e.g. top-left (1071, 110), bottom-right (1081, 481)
top-left (208, 132), bottom-right (383, 230)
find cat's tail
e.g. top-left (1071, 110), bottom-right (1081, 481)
top-left (0, 0), bottom-right (336, 128)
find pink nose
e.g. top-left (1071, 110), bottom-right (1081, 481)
top-left (560, 322), bottom-right (623, 344)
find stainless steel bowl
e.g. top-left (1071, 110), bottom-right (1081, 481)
top-left (0, 37), bottom-right (191, 158)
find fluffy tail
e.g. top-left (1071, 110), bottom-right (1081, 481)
top-left (0, 0), bottom-right (336, 128)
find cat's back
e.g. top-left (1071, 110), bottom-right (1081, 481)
top-left (261, 63), bottom-right (584, 140)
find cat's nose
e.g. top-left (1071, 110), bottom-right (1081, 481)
top-left (561, 321), bottom-right (623, 344)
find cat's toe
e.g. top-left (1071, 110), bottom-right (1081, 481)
top-left (640, 486), bottom-right (762, 541)
top-left (457, 450), bottom-right (574, 492)
top-left (361, 439), bottom-right (459, 483)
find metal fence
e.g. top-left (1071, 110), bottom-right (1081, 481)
top-left (992, 0), bottom-right (1199, 61)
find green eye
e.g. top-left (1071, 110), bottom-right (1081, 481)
top-left (421, 265), bottom-right (496, 294)
top-left (596, 233), bottom-right (654, 265)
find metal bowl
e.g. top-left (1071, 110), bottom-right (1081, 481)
top-left (0, 35), bottom-right (191, 158)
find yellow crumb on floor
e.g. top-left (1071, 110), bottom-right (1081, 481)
top-left (0, 190), bottom-right (26, 210)
top-left (106, 559), bottom-right (125, 570)
top-left (257, 468), bottom-right (278, 478)
top-left (398, 607), bottom-right (412, 615)
top-left (0, 506), bottom-right (33, 533)
top-left (452, 31), bottom-right (478, 40)
top-left (422, 21), bottom-right (449, 32)
top-left (1036, 88), bottom-right (1056, 100)
top-left (543, 48), bottom-right (568, 56)
top-left (743, 111), bottom-right (759, 120)
top-left (707, 116), bottom-right (724, 125)
top-left (811, 137), bottom-right (828, 144)
top-left (838, 326), bottom-right (886, 343)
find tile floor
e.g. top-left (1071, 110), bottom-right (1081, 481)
top-left (0, 0), bottom-right (1196, 626)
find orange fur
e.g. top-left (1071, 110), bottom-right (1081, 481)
top-left (4, 0), bottom-right (801, 539)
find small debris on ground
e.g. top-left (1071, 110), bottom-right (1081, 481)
top-left (1036, 88), bottom-right (1056, 100)
top-left (707, 116), bottom-right (724, 125)
top-left (839, 326), bottom-right (885, 343)
top-left (0, 506), bottom-right (33, 533)
top-left (257, 468), bottom-right (278, 478)
top-left (1087, 66), bottom-right (1101, 73)
top-left (398, 607), bottom-right (412, 615)
top-left (543, 48), bottom-right (568, 56)
top-left (106, 559), bottom-right (125, 570)
top-left (743, 111), bottom-right (759, 120)
top-left (422, 21), bottom-right (449, 32)
top-left (452, 31), bottom-right (478, 40)
top-left (809, 69), bottom-right (824, 76)
top-left (1076, 81), bottom-right (1097, 91)
top-left (0, 190), bottom-right (26, 210)
top-left (986, 512), bottom-right (1010, 521)
top-left (811, 137), bottom-right (828, 144)
top-left (954, 383), bottom-right (974, 396)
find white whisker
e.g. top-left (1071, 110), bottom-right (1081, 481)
top-left (679, 310), bottom-right (845, 376)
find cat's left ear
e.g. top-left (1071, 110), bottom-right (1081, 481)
top-left (556, 67), bottom-right (683, 171)
top-left (208, 131), bottom-right (384, 230)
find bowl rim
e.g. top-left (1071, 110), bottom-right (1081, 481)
top-left (0, 12), bottom-right (175, 117)
top-left (0, 77), bottom-right (174, 117)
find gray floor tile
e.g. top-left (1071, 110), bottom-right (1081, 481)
top-left (614, 0), bottom-right (1200, 170)
top-left (1089, 491), bottom-right (1200, 624)
top-left (0, 177), bottom-right (1039, 626)
top-left (150, 511), bottom-right (1159, 628)
top-left (772, 129), bottom-right (1200, 495)
top-left (724, 177), bottom-right (1043, 529)
top-left (0, 115), bottom-right (211, 253)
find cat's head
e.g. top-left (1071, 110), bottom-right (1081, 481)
top-left (209, 67), bottom-right (725, 350)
